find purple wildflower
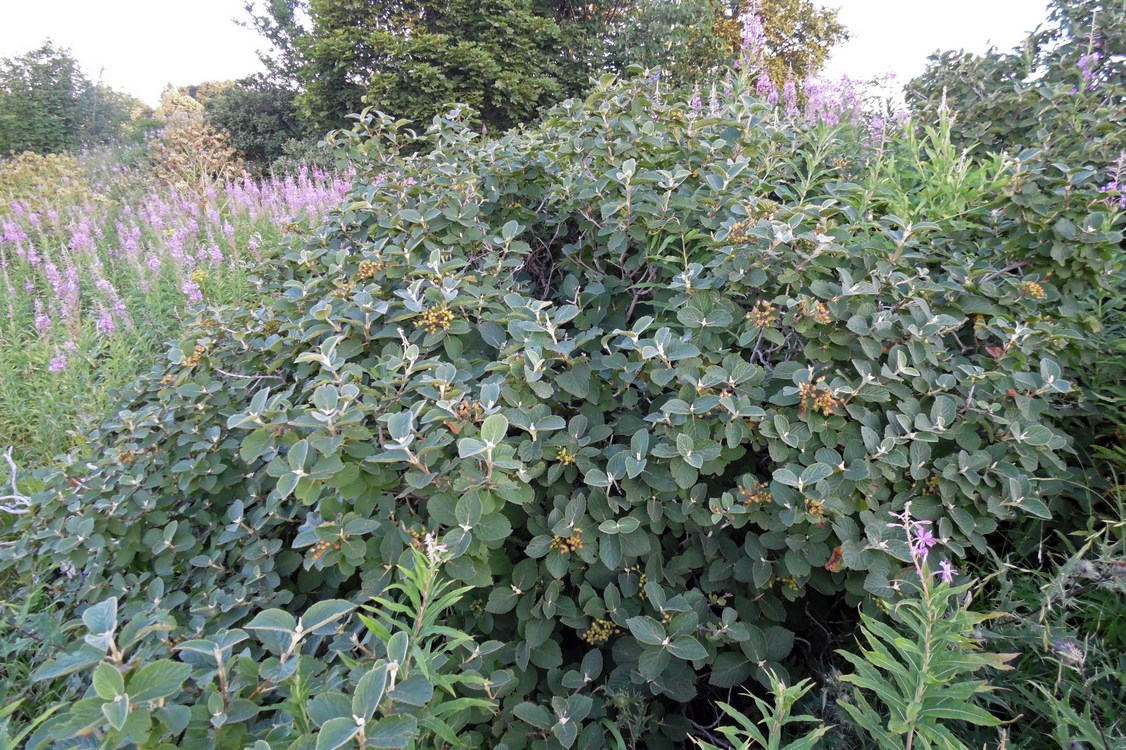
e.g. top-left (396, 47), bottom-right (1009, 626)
top-left (911, 525), bottom-right (937, 560)
top-left (34, 310), bottom-right (51, 333)
top-left (739, 4), bottom-right (767, 71)
top-left (937, 559), bottom-right (957, 584)
top-left (890, 502), bottom-right (939, 565)
top-left (48, 350), bottom-right (68, 372)
top-left (1078, 51), bottom-right (1100, 88)
top-left (96, 306), bottom-right (116, 336)
top-left (782, 75), bottom-right (798, 117)
top-left (182, 279), bottom-right (202, 303)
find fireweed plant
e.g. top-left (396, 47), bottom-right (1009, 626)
top-left (0, 141), bottom-right (350, 463)
top-left (703, 505), bottom-right (1017, 750)
top-left (833, 505), bottom-right (1016, 750)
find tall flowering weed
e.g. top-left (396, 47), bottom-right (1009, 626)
top-left (0, 144), bottom-right (350, 462)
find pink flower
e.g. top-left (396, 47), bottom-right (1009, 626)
top-left (48, 351), bottom-right (68, 372)
top-left (937, 559), bottom-right (957, 584)
top-left (182, 279), bottom-right (203, 303)
top-left (910, 525), bottom-right (936, 560)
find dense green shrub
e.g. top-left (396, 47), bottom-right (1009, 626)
top-left (6, 66), bottom-right (1122, 748)
top-left (205, 79), bottom-right (304, 168)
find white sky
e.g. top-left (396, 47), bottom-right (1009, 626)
top-left (0, 0), bottom-right (1053, 107)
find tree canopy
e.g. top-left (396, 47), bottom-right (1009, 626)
top-left (246, 0), bottom-right (849, 133)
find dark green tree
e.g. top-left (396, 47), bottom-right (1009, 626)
top-left (0, 41), bottom-right (89, 154)
top-left (247, 0), bottom-right (597, 134)
top-left (607, 0), bottom-right (731, 85)
top-left (204, 77), bottom-right (304, 167)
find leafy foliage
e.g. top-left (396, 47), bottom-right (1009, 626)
top-left (148, 114), bottom-right (243, 196)
top-left (247, 0), bottom-right (849, 135)
top-left (251, 0), bottom-right (595, 134)
top-left (837, 572), bottom-right (1015, 748)
top-left (693, 672), bottom-right (828, 750)
top-left (3, 57), bottom-right (1121, 749)
top-left (24, 547), bottom-right (491, 749)
top-left (900, 3), bottom-right (1126, 746)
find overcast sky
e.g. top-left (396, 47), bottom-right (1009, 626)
top-left (0, 0), bottom-right (1052, 106)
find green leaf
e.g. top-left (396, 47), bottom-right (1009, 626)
top-left (32, 645), bottom-right (105, 681)
top-left (480, 414), bottom-right (509, 446)
top-left (366, 715), bottom-right (418, 747)
top-left (457, 437), bottom-right (487, 458)
top-left (127, 660), bottom-right (191, 703)
top-left (241, 429), bottom-right (275, 462)
top-left (667, 636), bottom-right (708, 661)
top-left (352, 664), bottom-right (388, 721)
top-left (388, 675), bottom-right (433, 706)
top-left (553, 719), bottom-right (579, 749)
top-left (315, 716), bottom-right (360, 750)
top-left (245, 608), bottom-right (297, 634)
top-left (275, 472), bottom-right (299, 499)
top-left (156, 704), bottom-right (191, 735)
top-left (1020, 424), bottom-right (1054, 446)
top-left (513, 702), bottom-right (552, 730)
top-left (455, 493), bottom-right (483, 529)
top-left (288, 439), bottom-right (310, 470)
top-left (475, 512), bottom-right (512, 542)
top-left (709, 652), bottom-right (753, 688)
top-left (638, 647), bottom-right (669, 680)
top-left (92, 663), bottom-right (124, 700)
top-left (101, 695), bottom-right (130, 730)
top-left (626, 616), bottom-right (666, 646)
top-left (300, 600), bottom-right (356, 634)
top-left (922, 701), bottom-right (1003, 726)
top-left (82, 598), bottom-right (118, 636)
top-left (799, 462), bottom-right (832, 486)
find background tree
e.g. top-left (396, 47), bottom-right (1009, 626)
top-left (154, 84), bottom-right (205, 118)
top-left (714, 0), bottom-right (848, 84)
top-left (245, 0), bottom-right (847, 133)
top-left (0, 41), bottom-right (144, 155)
top-left (608, 0), bottom-right (848, 88)
top-left (248, 0), bottom-right (594, 134)
top-left (204, 76), bottom-right (304, 167)
top-left (906, 0), bottom-right (1124, 158)
top-left (606, 0), bottom-right (731, 84)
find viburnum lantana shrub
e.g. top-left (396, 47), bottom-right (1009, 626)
top-left (7, 70), bottom-right (1121, 749)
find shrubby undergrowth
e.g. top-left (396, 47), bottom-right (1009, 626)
top-left (3, 56), bottom-right (1123, 749)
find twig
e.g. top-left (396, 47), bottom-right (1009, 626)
top-left (211, 367), bottom-right (284, 383)
top-left (981, 261), bottom-right (1029, 285)
top-left (1, 446), bottom-right (31, 515)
